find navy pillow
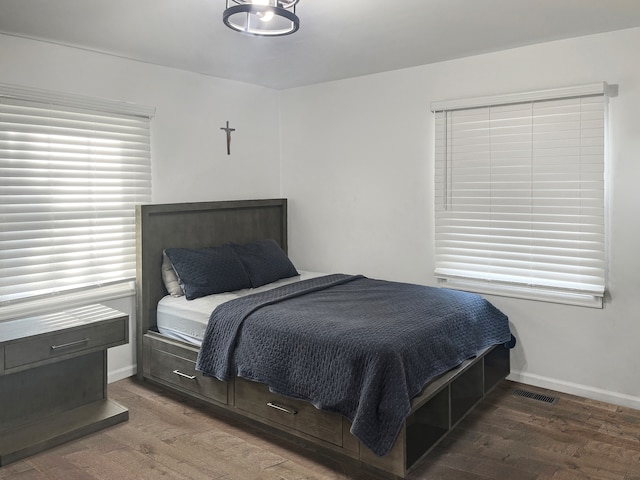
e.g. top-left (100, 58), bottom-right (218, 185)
top-left (164, 245), bottom-right (251, 300)
top-left (231, 239), bottom-right (299, 288)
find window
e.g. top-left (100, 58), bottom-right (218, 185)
top-left (0, 84), bottom-right (154, 310)
top-left (431, 83), bottom-right (611, 307)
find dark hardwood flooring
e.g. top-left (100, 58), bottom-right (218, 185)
top-left (2, 378), bottom-right (640, 479)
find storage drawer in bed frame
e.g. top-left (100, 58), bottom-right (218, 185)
top-left (235, 376), bottom-right (343, 446)
top-left (142, 330), bottom-right (510, 478)
top-left (143, 333), bottom-right (229, 405)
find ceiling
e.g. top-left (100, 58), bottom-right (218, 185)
top-left (1, 0), bottom-right (640, 90)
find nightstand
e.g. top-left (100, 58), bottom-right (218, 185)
top-left (0, 304), bottom-right (129, 465)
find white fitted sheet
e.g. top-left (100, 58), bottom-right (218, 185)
top-left (156, 271), bottom-right (325, 346)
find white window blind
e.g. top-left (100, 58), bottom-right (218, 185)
top-left (0, 84), bottom-right (154, 304)
top-left (432, 83), bottom-right (609, 307)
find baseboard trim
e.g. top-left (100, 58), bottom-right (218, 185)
top-left (108, 365), bottom-right (136, 384)
top-left (508, 371), bottom-right (640, 411)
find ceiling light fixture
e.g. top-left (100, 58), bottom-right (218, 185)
top-left (223, 0), bottom-right (300, 37)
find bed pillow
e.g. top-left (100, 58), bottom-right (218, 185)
top-left (161, 251), bottom-right (184, 297)
top-left (231, 239), bottom-right (299, 288)
top-left (164, 245), bottom-right (251, 300)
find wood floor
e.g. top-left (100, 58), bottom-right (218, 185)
top-left (2, 377), bottom-right (640, 480)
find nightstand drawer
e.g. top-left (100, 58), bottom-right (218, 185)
top-left (4, 317), bottom-right (126, 370)
top-left (149, 348), bottom-right (228, 405)
top-left (235, 377), bottom-right (342, 446)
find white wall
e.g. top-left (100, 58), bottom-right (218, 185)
top-left (280, 27), bottom-right (640, 409)
top-left (0, 33), bottom-right (282, 380)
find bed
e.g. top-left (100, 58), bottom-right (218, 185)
top-left (135, 199), bottom-right (514, 478)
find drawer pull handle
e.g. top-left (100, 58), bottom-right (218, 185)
top-left (51, 338), bottom-right (90, 350)
top-left (172, 370), bottom-right (197, 380)
top-left (267, 402), bottom-right (297, 415)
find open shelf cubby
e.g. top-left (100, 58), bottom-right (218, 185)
top-left (404, 345), bottom-right (510, 471)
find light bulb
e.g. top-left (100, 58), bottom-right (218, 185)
top-left (252, 0), bottom-right (274, 22)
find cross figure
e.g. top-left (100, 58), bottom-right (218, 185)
top-left (220, 121), bottom-right (236, 155)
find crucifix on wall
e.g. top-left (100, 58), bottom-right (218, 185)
top-left (220, 121), bottom-right (236, 155)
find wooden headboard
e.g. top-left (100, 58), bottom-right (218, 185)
top-left (135, 199), bottom-right (288, 375)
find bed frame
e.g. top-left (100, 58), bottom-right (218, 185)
top-left (135, 199), bottom-right (511, 478)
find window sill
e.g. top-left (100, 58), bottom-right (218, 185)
top-left (0, 281), bottom-right (136, 322)
top-left (437, 278), bottom-right (603, 309)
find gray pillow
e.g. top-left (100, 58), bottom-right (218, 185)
top-left (231, 239), bottom-right (299, 288)
top-left (161, 251), bottom-right (184, 297)
top-left (164, 245), bottom-right (251, 300)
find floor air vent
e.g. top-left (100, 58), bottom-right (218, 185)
top-left (512, 388), bottom-right (558, 405)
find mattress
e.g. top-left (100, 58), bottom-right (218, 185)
top-left (157, 271), bottom-right (325, 346)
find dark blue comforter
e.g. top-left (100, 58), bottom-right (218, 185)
top-left (196, 274), bottom-right (512, 456)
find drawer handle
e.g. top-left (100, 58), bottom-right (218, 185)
top-left (267, 402), bottom-right (297, 415)
top-left (173, 369), bottom-right (197, 380)
top-left (50, 338), bottom-right (90, 350)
